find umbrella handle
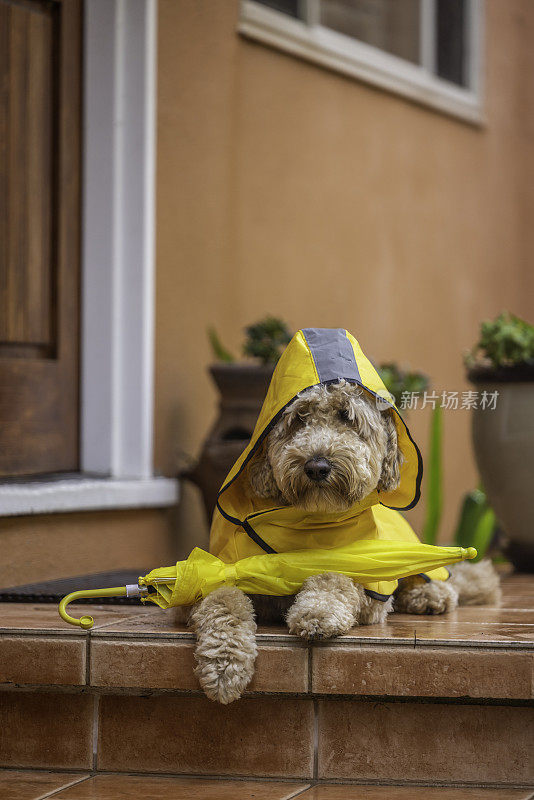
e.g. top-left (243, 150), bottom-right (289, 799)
top-left (58, 586), bottom-right (133, 629)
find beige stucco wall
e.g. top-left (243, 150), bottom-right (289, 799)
top-left (1, 0), bottom-right (532, 588)
top-left (0, 509), bottom-right (176, 587)
top-left (155, 0), bottom-right (534, 555)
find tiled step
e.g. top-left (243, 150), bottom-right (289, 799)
top-left (0, 690), bottom-right (532, 785)
top-left (1, 772), bottom-right (533, 800)
top-left (0, 575), bottom-right (532, 788)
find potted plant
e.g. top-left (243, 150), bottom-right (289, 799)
top-left (183, 317), bottom-right (292, 522)
top-left (465, 312), bottom-right (534, 570)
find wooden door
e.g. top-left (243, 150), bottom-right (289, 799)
top-left (0, 0), bottom-right (82, 476)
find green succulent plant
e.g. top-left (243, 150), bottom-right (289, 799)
top-left (377, 363), bottom-right (429, 405)
top-left (243, 317), bottom-right (292, 365)
top-left (207, 317), bottom-right (292, 365)
top-left (465, 312), bottom-right (534, 370)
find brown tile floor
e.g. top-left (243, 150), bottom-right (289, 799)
top-left (75, 573), bottom-right (534, 642)
top-left (0, 771), bottom-right (89, 800)
top-left (0, 773), bottom-right (311, 799)
top-left (1, 773), bottom-right (533, 800)
top-left (1, 574), bottom-right (532, 645)
top-left (298, 787), bottom-right (534, 799)
top-left (0, 603), bottom-right (148, 634)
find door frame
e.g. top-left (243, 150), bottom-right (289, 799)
top-left (0, 0), bottom-right (178, 515)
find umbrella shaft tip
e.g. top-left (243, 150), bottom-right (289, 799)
top-left (463, 547), bottom-right (477, 560)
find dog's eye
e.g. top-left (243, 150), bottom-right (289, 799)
top-left (338, 408), bottom-right (351, 423)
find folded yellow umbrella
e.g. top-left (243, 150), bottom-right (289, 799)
top-left (58, 539), bottom-right (476, 628)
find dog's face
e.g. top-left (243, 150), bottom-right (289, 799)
top-left (246, 381), bottom-right (402, 514)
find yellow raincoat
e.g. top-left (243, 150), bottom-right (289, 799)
top-left (210, 328), bottom-right (449, 602)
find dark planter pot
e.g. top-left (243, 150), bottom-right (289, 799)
top-left (183, 363), bottom-right (274, 524)
top-left (468, 364), bottom-right (534, 571)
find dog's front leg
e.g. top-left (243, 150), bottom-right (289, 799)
top-left (286, 573), bottom-right (363, 639)
top-left (188, 587), bottom-right (257, 704)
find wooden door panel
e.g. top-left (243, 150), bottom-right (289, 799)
top-left (1, 0), bottom-right (55, 349)
top-left (0, 0), bottom-right (81, 476)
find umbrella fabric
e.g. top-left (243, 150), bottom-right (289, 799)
top-left (139, 540), bottom-right (476, 610)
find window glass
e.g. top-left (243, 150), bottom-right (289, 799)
top-left (320, 0), bottom-right (421, 65)
top-left (256, 0), bottom-right (303, 18)
top-left (436, 0), bottom-right (467, 86)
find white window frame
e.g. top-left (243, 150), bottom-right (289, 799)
top-left (239, 0), bottom-right (484, 124)
top-left (0, 0), bottom-right (179, 516)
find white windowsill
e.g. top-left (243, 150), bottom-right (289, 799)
top-left (239, 1), bottom-right (484, 126)
top-left (0, 476), bottom-right (179, 516)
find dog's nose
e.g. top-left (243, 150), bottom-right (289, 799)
top-left (304, 457), bottom-right (332, 482)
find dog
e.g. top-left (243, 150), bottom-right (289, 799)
top-left (184, 379), bottom-right (501, 704)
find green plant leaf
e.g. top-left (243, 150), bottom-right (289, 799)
top-left (466, 311), bottom-right (534, 370)
top-left (469, 507), bottom-right (497, 562)
top-left (207, 326), bottom-right (235, 363)
top-left (453, 487), bottom-right (497, 561)
top-left (454, 489), bottom-right (486, 548)
top-left (422, 406), bottom-right (443, 545)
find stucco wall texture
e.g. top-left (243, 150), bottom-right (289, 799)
top-left (154, 0), bottom-right (534, 556)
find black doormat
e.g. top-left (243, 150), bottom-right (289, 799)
top-left (0, 569), bottom-right (148, 604)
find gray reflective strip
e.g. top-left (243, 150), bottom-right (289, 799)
top-left (302, 328), bottom-right (361, 383)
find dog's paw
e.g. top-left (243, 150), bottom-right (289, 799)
top-left (286, 593), bottom-right (355, 639)
top-left (190, 587), bottom-right (257, 704)
top-left (394, 580), bottom-right (458, 615)
top-left (194, 651), bottom-right (255, 705)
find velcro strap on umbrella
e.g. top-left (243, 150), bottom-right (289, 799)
top-left (224, 564), bottom-right (238, 586)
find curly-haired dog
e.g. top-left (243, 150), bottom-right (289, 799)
top-left (186, 330), bottom-right (500, 704)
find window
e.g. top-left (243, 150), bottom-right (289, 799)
top-left (240, 0), bottom-right (483, 123)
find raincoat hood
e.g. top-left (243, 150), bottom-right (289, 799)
top-left (209, 328), bottom-right (443, 598)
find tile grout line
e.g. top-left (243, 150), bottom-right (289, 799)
top-left (308, 644), bottom-right (320, 782)
top-left (85, 632), bottom-right (91, 685)
top-left (282, 784), bottom-right (313, 799)
top-left (34, 774), bottom-right (93, 800)
top-left (312, 702), bottom-right (319, 781)
top-left (4, 765), bottom-right (532, 791)
top-left (92, 693), bottom-right (100, 771)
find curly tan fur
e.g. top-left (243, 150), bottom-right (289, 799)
top-left (247, 381), bottom-right (402, 513)
top-left (394, 576), bottom-right (459, 615)
top-left (244, 439), bottom-right (284, 504)
top-left (286, 572), bottom-right (392, 638)
top-left (286, 573), bottom-right (360, 638)
top-left (448, 559), bottom-right (502, 606)
top-left (189, 587), bottom-right (257, 704)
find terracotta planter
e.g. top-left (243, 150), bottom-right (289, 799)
top-left (469, 365), bottom-right (534, 571)
top-left (183, 363), bottom-right (274, 523)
